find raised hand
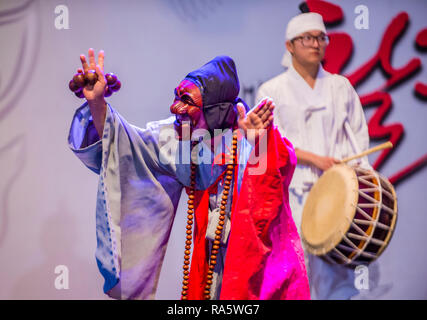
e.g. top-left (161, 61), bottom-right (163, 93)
top-left (72, 48), bottom-right (108, 138)
top-left (237, 97), bottom-right (275, 144)
top-left (79, 48), bottom-right (106, 102)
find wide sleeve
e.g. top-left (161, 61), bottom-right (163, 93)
top-left (68, 102), bottom-right (183, 299)
top-left (343, 78), bottom-right (371, 168)
top-left (345, 78), bottom-right (370, 153)
top-left (255, 83), bottom-right (268, 106)
top-left (256, 79), bottom-right (292, 146)
top-left (68, 103), bottom-right (103, 174)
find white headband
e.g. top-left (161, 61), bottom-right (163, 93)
top-left (281, 12), bottom-right (327, 68)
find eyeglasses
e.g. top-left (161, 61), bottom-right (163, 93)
top-left (292, 34), bottom-right (329, 47)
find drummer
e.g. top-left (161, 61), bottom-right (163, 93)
top-left (256, 12), bottom-right (371, 299)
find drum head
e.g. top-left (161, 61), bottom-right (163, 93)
top-left (302, 164), bottom-right (359, 256)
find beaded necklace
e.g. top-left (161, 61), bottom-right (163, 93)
top-left (181, 131), bottom-right (238, 300)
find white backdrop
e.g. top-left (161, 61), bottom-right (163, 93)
top-left (0, 0), bottom-right (426, 299)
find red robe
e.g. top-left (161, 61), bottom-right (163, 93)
top-left (187, 128), bottom-right (310, 300)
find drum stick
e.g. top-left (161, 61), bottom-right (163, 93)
top-left (341, 141), bottom-right (393, 163)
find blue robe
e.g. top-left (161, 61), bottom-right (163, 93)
top-left (68, 103), bottom-right (252, 299)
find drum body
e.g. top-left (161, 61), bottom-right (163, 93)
top-left (301, 164), bottom-right (397, 267)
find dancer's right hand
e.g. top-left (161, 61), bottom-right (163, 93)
top-left (79, 48), bottom-right (107, 102)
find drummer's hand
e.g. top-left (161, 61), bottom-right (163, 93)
top-left (314, 155), bottom-right (340, 171)
top-left (79, 48), bottom-right (107, 103)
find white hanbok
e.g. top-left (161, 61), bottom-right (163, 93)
top-left (256, 63), bottom-right (373, 299)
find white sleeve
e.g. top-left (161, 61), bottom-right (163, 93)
top-left (256, 81), bottom-right (294, 145)
top-left (255, 83), bottom-right (269, 106)
top-left (346, 78), bottom-right (370, 152)
top-left (344, 78), bottom-right (371, 167)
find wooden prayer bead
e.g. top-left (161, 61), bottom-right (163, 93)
top-left (104, 86), bottom-right (113, 97)
top-left (74, 90), bottom-right (84, 98)
top-left (70, 71), bottom-right (121, 98)
top-left (105, 73), bottom-right (118, 86)
top-left (69, 80), bottom-right (80, 92)
top-left (84, 70), bottom-right (98, 86)
top-left (110, 80), bottom-right (121, 92)
top-left (73, 73), bottom-right (85, 88)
